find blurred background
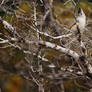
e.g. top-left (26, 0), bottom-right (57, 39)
top-left (0, 0), bottom-right (92, 92)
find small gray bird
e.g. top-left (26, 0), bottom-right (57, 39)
top-left (70, 8), bottom-right (86, 31)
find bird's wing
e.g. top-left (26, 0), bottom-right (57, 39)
top-left (70, 22), bottom-right (77, 30)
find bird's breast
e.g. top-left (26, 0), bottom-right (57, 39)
top-left (78, 17), bottom-right (86, 30)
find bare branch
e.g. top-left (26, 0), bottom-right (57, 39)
top-left (39, 40), bottom-right (79, 60)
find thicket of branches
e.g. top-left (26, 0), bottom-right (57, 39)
top-left (0, 0), bottom-right (92, 92)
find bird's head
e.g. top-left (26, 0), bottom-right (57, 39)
top-left (78, 8), bottom-right (85, 17)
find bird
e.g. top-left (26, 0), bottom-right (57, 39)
top-left (70, 8), bottom-right (86, 32)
